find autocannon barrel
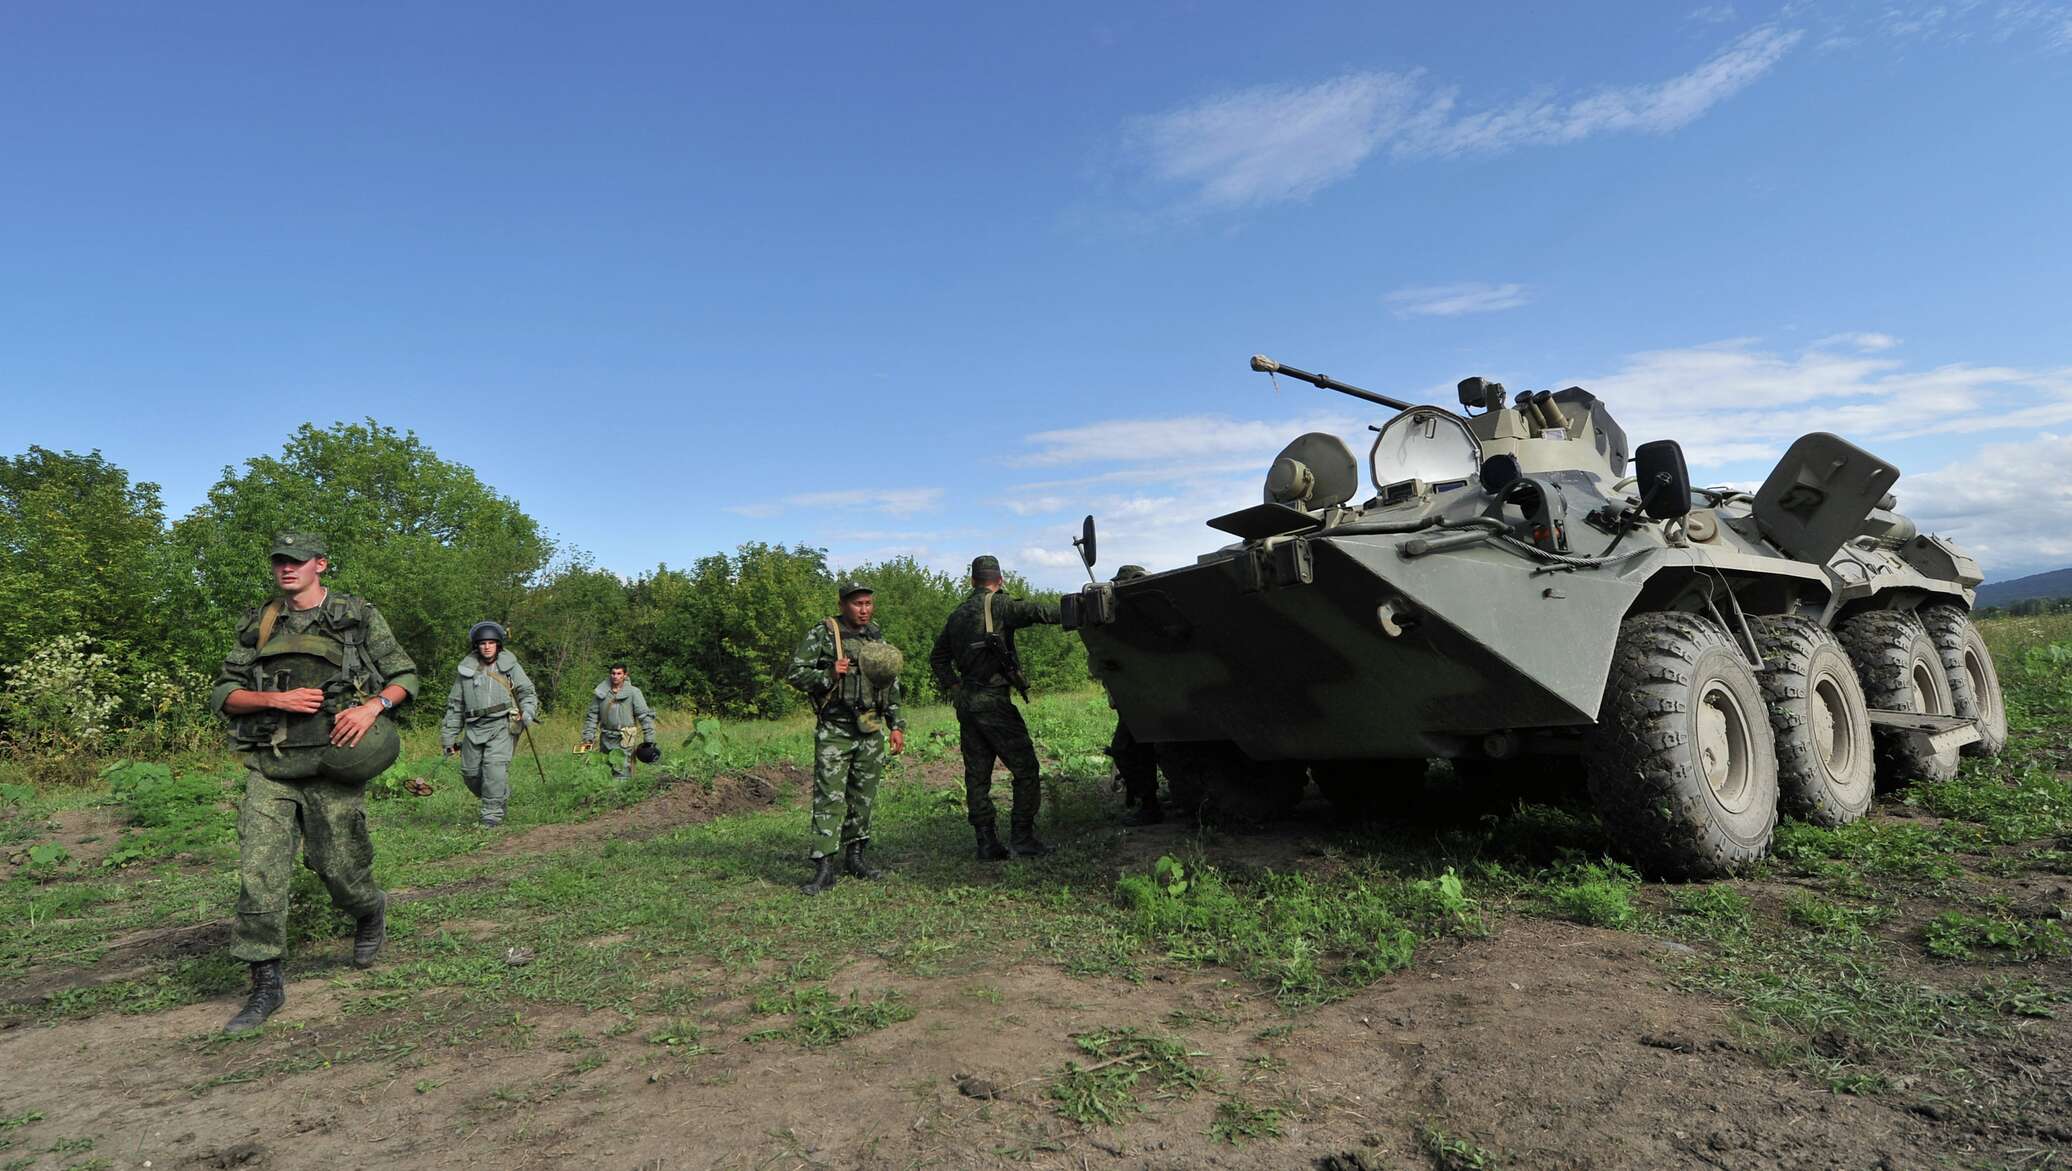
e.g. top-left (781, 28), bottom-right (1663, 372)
top-left (1250, 354), bottom-right (1416, 412)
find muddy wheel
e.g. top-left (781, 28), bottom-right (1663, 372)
top-left (1838, 610), bottom-right (1960, 787)
top-left (1585, 611), bottom-right (1780, 879)
top-left (1312, 759), bottom-right (1428, 822)
top-left (1919, 605), bottom-right (2008, 758)
top-left (1159, 742), bottom-right (1304, 825)
top-left (1751, 616), bottom-right (1875, 827)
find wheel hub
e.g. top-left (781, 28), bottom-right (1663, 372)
top-left (1696, 678), bottom-right (1753, 811)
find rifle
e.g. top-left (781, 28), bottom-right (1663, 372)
top-left (981, 592), bottom-right (1031, 703)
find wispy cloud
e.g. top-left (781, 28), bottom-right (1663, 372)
top-left (1688, 4), bottom-right (1737, 23)
top-left (1016, 413), bottom-right (1359, 467)
top-left (1386, 281), bottom-right (1531, 318)
top-left (726, 487), bottom-right (943, 518)
top-left (1812, 331), bottom-right (1901, 351)
top-left (1905, 434), bottom-right (2072, 575)
top-left (1122, 25), bottom-right (1801, 211)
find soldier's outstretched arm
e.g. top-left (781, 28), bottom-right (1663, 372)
top-left (1002, 596), bottom-right (1062, 630)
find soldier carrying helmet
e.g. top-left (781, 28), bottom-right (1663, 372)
top-left (784, 579), bottom-right (907, 894)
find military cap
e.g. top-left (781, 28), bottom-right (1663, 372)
top-left (1114, 564), bottom-right (1148, 581)
top-left (969, 554), bottom-right (1002, 579)
top-left (269, 531), bottom-right (328, 560)
top-left (837, 579), bottom-right (874, 599)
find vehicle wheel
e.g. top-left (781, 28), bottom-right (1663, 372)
top-left (1159, 742), bottom-right (1304, 825)
top-left (1919, 605), bottom-right (2008, 758)
top-left (1838, 610), bottom-right (1960, 787)
top-left (1312, 759), bottom-right (1427, 822)
top-left (1751, 616), bottom-right (1875, 827)
top-left (1585, 611), bottom-right (1780, 879)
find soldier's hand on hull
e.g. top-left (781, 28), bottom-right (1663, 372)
top-left (330, 701), bottom-right (382, 748)
top-left (890, 729), bottom-right (906, 755)
top-left (271, 687), bottom-right (326, 714)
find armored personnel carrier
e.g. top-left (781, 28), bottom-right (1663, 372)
top-left (1063, 356), bottom-right (2007, 877)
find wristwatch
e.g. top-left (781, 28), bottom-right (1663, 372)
top-left (376, 695), bottom-right (395, 712)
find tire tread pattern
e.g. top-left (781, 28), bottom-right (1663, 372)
top-left (1836, 610), bottom-right (1959, 786)
top-left (1752, 615), bottom-right (1874, 827)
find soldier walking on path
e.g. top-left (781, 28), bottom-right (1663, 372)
top-left (579, 662), bottom-right (657, 781)
top-left (1102, 566), bottom-right (1163, 826)
top-left (930, 555), bottom-right (1060, 860)
top-left (784, 580), bottom-right (907, 895)
top-left (438, 621), bottom-right (540, 828)
top-left (210, 532), bottom-right (418, 1034)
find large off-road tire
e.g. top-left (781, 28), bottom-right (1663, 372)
top-left (1311, 759), bottom-right (1428, 822)
top-left (1159, 742), bottom-right (1305, 825)
top-left (1585, 611), bottom-right (1780, 879)
top-left (1838, 610), bottom-right (1960, 787)
top-left (1919, 605), bottom-right (2008, 758)
top-left (1751, 616), bottom-right (1876, 827)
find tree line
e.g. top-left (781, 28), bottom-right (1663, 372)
top-left (0, 422), bottom-right (1086, 763)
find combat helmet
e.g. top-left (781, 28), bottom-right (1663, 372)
top-left (852, 639), bottom-right (905, 687)
top-left (469, 620), bottom-right (508, 646)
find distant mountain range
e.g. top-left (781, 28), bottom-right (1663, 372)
top-left (1976, 568), bottom-right (2072, 608)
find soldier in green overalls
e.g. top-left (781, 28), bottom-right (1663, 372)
top-left (784, 580), bottom-right (907, 894)
top-left (210, 532), bottom-right (418, 1034)
top-left (439, 621), bottom-right (540, 828)
top-left (929, 555), bottom-right (1061, 859)
top-left (580, 662), bottom-right (657, 780)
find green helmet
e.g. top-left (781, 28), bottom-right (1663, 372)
top-left (852, 639), bottom-right (905, 686)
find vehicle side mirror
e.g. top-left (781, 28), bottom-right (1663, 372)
top-left (1074, 515), bottom-right (1097, 570)
top-left (1633, 440), bottom-right (1692, 520)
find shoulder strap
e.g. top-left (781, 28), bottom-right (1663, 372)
top-left (826, 616), bottom-right (844, 663)
top-left (256, 600), bottom-right (285, 649)
top-left (982, 591), bottom-right (994, 634)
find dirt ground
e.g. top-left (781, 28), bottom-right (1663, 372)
top-left (3, 766), bottom-right (2067, 1171)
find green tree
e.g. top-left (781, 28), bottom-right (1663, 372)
top-left (508, 556), bottom-right (631, 713)
top-left (169, 420), bottom-right (552, 703)
top-left (0, 447), bottom-right (180, 672)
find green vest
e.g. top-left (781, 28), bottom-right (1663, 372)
top-left (232, 593), bottom-right (400, 783)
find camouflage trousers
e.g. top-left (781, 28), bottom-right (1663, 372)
top-left (460, 726), bottom-right (515, 824)
top-left (810, 718), bottom-right (886, 859)
top-left (232, 767), bottom-right (384, 963)
top-left (956, 687), bottom-right (1041, 829)
top-left (1107, 722), bottom-right (1159, 806)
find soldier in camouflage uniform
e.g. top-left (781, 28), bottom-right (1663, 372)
top-left (784, 580), bottom-right (907, 894)
top-left (1102, 566), bottom-right (1163, 826)
top-left (579, 662), bottom-right (657, 781)
top-left (210, 532), bottom-right (419, 1034)
top-left (439, 620), bottom-right (540, 828)
top-left (930, 555), bottom-right (1060, 859)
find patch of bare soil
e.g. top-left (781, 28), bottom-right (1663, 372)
top-left (1, 805), bottom-right (126, 877)
top-left (5, 912), bottom-right (2058, 1170)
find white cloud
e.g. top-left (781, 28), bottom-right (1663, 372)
top-left (1902, 434), bottom-right (2072, 576)
top-left (1813, 331), bottom-right (1901, 351)
top-left (727, 486), bottom-right (943, 519)
top-left (1386, 281), bottom-right (1531, 318)
top-left (1017, 413), bottom-right (1359, 467)
top-left (1122, 26), bottom-right (1801, 210)
top-left (1688, 4), bottom-right (1737, 23)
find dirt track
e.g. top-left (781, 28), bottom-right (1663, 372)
top-left (2, 764), bottom-right (2067, 1170)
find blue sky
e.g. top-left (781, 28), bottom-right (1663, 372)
top-left (5, 1), bottom-right (2069, 585)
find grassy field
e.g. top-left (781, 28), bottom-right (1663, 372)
top-left (1, 613), bottom-right (2068, 1168)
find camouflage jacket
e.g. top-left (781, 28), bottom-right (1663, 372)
top-left (582, 680), bottom-right (657, 743)
top-left (929, 589), bottom-right (1059, 694)
top-left (209, 591), bottom-right (420, 740)
top-left (439, 650), bottom-right (540, 748)
top-left (784, 619), bottom-right (906, 730)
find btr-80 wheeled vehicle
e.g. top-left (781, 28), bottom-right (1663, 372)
top-left (1062, 355), bottom-right (2008, 877)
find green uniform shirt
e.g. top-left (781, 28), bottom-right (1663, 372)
top-left (784, 619), bottom-right (906, 731)
top-left (929, 589), bottom-right (1059, 695)
top-left (209, 590), bottom-right (420, 719)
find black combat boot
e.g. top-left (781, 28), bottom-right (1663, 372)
top-left (352, 897), bottom-right (386, 969)
top-left (1009, 813), bottom-right (1057, 857)
top-left (973, 823), bottom-right (1011, 861)
top-left (223, 960), bottom-right (285, 1034)
top-left (843, 840), bottom-right (884, 880)
top-left (1123, 796), bottom-right (1164, 826)
top-left (800, 854), bottom-right (839, 895)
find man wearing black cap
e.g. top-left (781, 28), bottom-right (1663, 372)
top-left (784, 579), bottom-right (907, 894)
top-left (929, 555), bottom-right (1061, 859)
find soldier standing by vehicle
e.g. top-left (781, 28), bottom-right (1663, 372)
top-left (930, 555), bottom-right (1060, 859)
top-left (1102, 566), bottom-right (1163, 826)
top-left (210, 532), bottom-right (418, 1034)
top-left (784, 580), bottom-right (907, 895)
top-left (438, 621), bottom-right (540, 828)
top-left (579, 661), bottom-right (657, 781)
